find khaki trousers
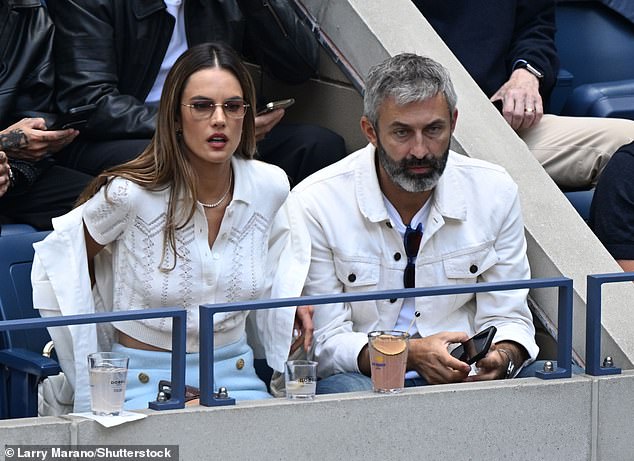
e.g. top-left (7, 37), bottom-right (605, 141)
top-left (518, 114), bottom-right (634, 189)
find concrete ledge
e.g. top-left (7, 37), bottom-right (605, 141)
top-left (2, 378), bottom-right (590, 460)
top-left (595, 370), bottom-right (634, 460)
top-left (0, 416), bottom-right (71, 445)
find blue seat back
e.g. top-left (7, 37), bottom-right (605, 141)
top-left (551, 1), bottom-right (634, 116)
top-left (556, 2), bottom-right (634, 86)
top-left (0, 232), bottom-right (52, 353)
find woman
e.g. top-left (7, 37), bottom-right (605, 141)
top-left (33, 43), bottom-right (312, 412)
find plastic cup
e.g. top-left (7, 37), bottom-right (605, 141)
top-left (285, 360), bottom-right (318, 400)
top-left (87, 352), bottom-right (129, 416)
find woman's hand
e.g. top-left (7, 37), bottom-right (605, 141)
top-left (0, 118), bottom-right (78, 161)
top-left (291, 305), bottom-right (314, 353)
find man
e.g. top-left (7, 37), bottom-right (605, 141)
top-left (414, 0), bottom-right (634, 190)
top-left (589, 141), bottom-right (634, 272)
top-left (0, 0), bottom-right (91, 230)
top-left (48, 0), bottom-right (346, 184)
top-left (293, 53), bottom-right (538, 392)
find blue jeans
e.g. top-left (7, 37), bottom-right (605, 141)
top-left (315, 360), bottom-right (582, 394)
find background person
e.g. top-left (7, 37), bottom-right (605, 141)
top-left (48, 0), bottom-right (347, 185)
top-left (413, 0), bottom-right (634, 190)
top-left (589, 141), bottom-right (634, 272)
top-left (33, 43), bottom-right (312, 413)
top-left (0, 0), bottom-right (91, 229)
top-left (293, 53), bottom-right (538, 393)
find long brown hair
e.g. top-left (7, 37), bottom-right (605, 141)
top-left (77, 42), bottom-right (257, 269)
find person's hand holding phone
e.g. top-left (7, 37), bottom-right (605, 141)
top-left (406, 331), bottom-right (471, 384)
top-left (0, 118), bottom-right (77, 161)
top-left (463, 340), bottom-right (527, 382)
top-left (254, 108), bottom-right (285, 141)
top-left (0, 151), bottom-right (10, 197)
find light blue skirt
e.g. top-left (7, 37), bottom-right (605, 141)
top-left (112, 335), bottom-right (271, 410)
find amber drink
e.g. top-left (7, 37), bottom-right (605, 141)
top-left (367, 330), bottom-right (409, 393)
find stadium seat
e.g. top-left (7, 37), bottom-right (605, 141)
top-left (564, 189), bottom-right (594, 223)
top-left (0, 231), bottom-right (60, 419)
top-left (0, 224), bottom-right (38, 237)
top-left (552, 1), bottom-right (634, 118)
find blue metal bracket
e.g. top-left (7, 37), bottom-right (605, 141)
top-left (585, 272), bottom-right (629, 376)
top-left (199, 277), bottom-right (574, 406)
top-left (0, 307), bottom-right (187, 411)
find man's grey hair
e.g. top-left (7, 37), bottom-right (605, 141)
top-left (363, 53), bottom-right (458, 127)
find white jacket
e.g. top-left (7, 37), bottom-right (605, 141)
top-left (293, 144), bottom-right (538, 378)
top-left (32, 157), bottom-right (310, 412)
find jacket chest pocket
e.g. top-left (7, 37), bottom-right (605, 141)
top-left (334, 257), bottom-right (380, 291)
top-left (442, 244), bottom-right (498, 282)
top-left (334, 256), bottom-right (382, 324)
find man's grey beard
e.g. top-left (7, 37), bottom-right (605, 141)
top-left (376, 140), bottom-right (449, 192)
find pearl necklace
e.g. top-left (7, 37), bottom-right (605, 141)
top-left (198, 174), bottom-right (232, 209)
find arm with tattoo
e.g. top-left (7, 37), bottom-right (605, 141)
top-left (0, 118), bottom-right (77, 161)
top-left (0, 129), bottom-right (28, 151)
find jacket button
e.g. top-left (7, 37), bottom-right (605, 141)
top-left (470, 264), bottom-right (478, 274)
top-left (348, 273), bottom-right (356, 282)
top-left (386, 221), bottom-right (393, 228)
top-left (394, 252), bottom-right (401, 261)
top-left (236, 358), bottom-right (245, 370)
top-left (389, 298), bottom-right (397, 303)
top-left (138, 372), bottom-right (150, 384)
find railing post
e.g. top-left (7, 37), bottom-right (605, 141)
top-left (199, 309), bottom-right (235, 406)
top-left (585, 273), bottom-right (626, 376)
top-left (0, 307), bottom-right (189, 414)
top-left (535, 278), bottom-right (573, 379)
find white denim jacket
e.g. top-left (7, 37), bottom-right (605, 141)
top-left (293, 144), bottom-right (538, 378)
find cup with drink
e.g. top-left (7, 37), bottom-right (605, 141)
top-left (285, 360), bottom-right (318, 400)
top-left (367, 330), bottom-right (410, 393)
top-left (88, 352), bottom-right (129, 416)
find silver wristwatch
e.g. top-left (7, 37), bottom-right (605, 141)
top-left (514, 59), bottom-right (544, 79)
top-left (497, 348), bottom-right (516, 379)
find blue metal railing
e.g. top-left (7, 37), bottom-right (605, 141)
top-left (199, 277), bottom-right (574, 406)
top-left (585, 272), bottom-right (631, 376)
top-left (0, 308), bottom-right (188, 411)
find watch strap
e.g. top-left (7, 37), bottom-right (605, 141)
top-left (497, 348), bottom-right (516, 379)
top-left (513, 59), bottom-right (544, 79)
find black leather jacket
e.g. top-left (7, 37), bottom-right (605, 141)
top-left (0, 0), bottom-right (55, 126)
top-left (49, 0), bottom-right (320, 140)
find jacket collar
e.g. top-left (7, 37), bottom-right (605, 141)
top-left (355, 144), bottom-right (467, 224)
top-left (131, 0), bottom-right (167, 19)
top-left (131, 0), bottom-right (206, 19)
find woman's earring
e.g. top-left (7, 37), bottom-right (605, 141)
top-left (176, 128), bottom-right (183, 139)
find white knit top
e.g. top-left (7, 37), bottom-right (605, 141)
top-left (82, 157), bottom-right (296, 352)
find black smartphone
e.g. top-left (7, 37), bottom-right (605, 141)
top-left (450, 325), bottom-right (497, 365)
top-left (48, 104), bottom-right (97, 130)
top-left (256, 98), bottom-right (295, 115)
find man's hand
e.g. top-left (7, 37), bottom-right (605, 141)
top-left (491, 69), bottom-right (543, 131)
top-left (0, 118), bottom-right (78, 161)
top-left (0, 151), bottom-right (10, 197)
top-left (464, 340), bottom-right (528, 382)
top-left (407, 331), bottom-right (472, 384)
top-left (254, 109), bottom-right (285, 141)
